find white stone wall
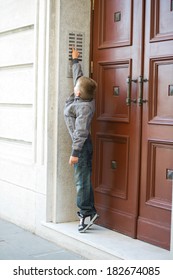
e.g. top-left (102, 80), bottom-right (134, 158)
top-left (0, 0), bottom-right (37, 231)
top-left (0, 0), bottom-right (49, 231)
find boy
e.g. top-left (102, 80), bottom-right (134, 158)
top-left (64, 48), bottom-right (99, 233)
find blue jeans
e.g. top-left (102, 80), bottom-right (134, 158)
top-left (74, 137), bottom-right (96, 216)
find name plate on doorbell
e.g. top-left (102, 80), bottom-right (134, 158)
top-left (67, 32), bottom-right (85, 78)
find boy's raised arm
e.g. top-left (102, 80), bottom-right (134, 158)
top-left (72, 48), bottom-right (83, 85)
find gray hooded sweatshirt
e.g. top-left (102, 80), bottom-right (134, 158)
top-left (64, 59), bottom-right (95, 157)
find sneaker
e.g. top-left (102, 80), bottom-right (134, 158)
top-left (78, 212), bottom-right (99, 233)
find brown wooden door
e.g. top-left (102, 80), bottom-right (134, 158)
top-left (92, 0), bottom-right (173, 249)
top-left (92, 0), bottom-right (144, 238)
top-left (137, 0), bottom-right (173, 250)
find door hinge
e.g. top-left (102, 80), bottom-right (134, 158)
top-left (91, 61), bottom-right (93, 74)
top-left (92, 0), bottom-right (94, 11)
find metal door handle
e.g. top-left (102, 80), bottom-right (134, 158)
top-left (138, 75), bottom-right (148, 106)
top-left (126, 76), bottom-right (137, 106)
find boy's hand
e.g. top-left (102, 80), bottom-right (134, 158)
top-left (72, 48), bottom-right (80, 59)
top-left (69, 155), bottom-right (79, 165)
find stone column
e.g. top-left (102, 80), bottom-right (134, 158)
top-left (46, 0), bottom-right (91, 223)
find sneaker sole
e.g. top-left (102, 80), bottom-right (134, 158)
top-left (78, 224), bottom-right (88, 232)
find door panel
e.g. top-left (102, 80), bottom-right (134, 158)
top-left (92, 0), bottom-right (172, 249)
top-left (97, 0), bottom-right (133, 48)
top-left (137, 0), bottom-right (173, 250)
top-left (97, 62), bottom-right (130, 122)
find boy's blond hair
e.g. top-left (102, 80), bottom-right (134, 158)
top-left (77, 76), bottom-right (97, 100)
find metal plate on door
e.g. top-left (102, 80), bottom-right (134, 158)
top-left (111, 160), bottom-right (117, 169)
top-left (166, 169), bottom-right (173, 180)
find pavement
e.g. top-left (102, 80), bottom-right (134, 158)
top-left (0, 218), bottom-right (86, 260)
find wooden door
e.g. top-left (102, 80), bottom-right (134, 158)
top-left (92, 0), bottom-right (144, 238)
top-left (92, 0), bottom-right (173, 249)
top-left (137, 0), bottom-right (173, 250)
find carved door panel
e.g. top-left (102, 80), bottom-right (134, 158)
top-left (92, 0), bottom-right (173, 249)
top-left (137, 0), bottom-right (173, 250)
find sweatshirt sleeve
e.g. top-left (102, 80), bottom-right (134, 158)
top-left (72, 59), bottom-right (83, 86)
